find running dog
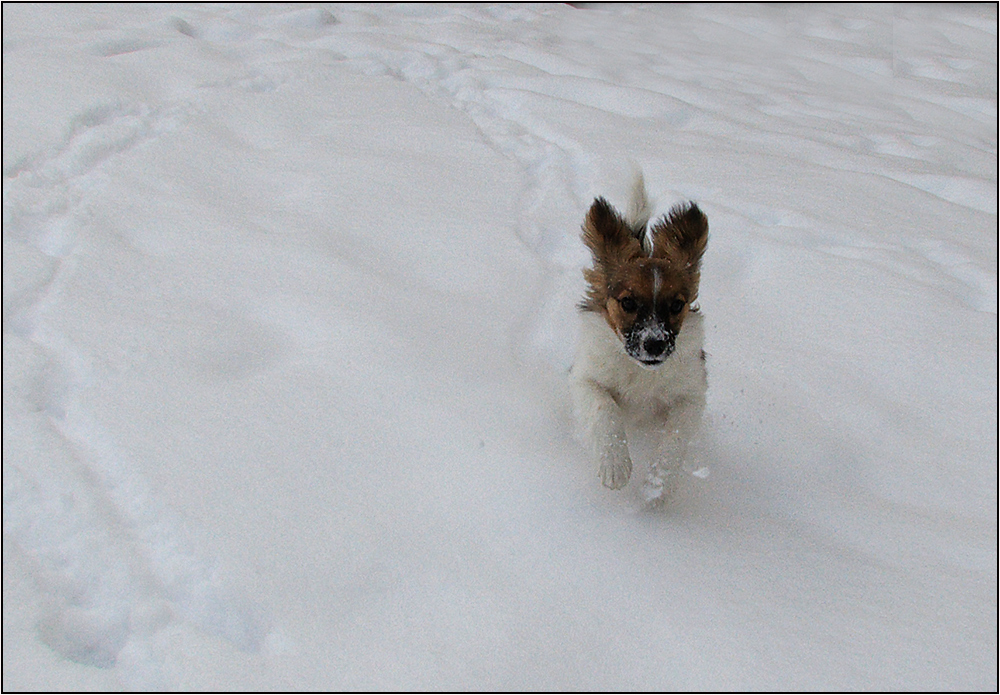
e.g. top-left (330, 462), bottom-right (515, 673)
top-left (570, 173), bottom-right (708, 503)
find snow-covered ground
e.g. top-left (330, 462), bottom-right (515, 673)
top-left (3, 3), bottom-right (996, 691)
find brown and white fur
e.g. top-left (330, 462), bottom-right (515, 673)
top-left (570, 172), bottom-right (708, 504)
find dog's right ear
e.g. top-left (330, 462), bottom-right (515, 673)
top-left (582, 197), bottom-right (642, 268)
top-left (650, 202), bottom-right (708, 278)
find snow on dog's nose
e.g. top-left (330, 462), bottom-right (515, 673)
top-left (626, 317), bottom-right (676, 366)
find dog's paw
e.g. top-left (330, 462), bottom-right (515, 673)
top-left (641, 467), bottom-right (677, 505)
top-left (641, 479), bottom-right (665, 506)
top-left (599, 451), bottom-right (632, 490)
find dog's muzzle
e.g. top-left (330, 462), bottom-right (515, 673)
top-left (625, 321), bottom-right (676, 367)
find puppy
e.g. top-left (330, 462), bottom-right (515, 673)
top-left (570, 173), bottom-right (708, 503)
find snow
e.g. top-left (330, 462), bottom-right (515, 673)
top-left (3, 3), bottom-right (996, 691)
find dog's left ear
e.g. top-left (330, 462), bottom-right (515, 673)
top-left (581, 196), bottom-right (643, 268)
top-left (651, 202), bottom-right (708, 279)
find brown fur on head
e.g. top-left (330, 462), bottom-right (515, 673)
top-left (580, 196), bottom-right (708, 366)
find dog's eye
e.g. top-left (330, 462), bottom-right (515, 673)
top-left (619, 296), bottom-right (638, 313)
top-left (669, 298), bottom-right (686, 314)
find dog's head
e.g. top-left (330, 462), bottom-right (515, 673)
top-left (580, 197), bottom-right (708, 367)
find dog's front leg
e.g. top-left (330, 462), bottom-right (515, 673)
top-left (571, 378), bottom-right (632, 489)
top-left (643, 395), bottom-right (704, 503)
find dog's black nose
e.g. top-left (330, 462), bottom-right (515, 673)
top-left (644, 338), bottom-right (667, 357)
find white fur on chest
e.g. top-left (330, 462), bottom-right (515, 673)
top-left (571, 310), bottom-right (706, 422)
